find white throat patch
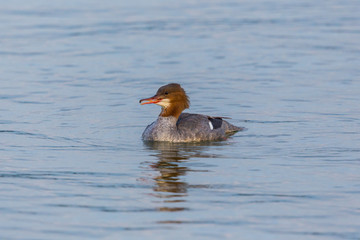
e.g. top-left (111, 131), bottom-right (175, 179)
top-left (156, 98), bottom-right (171, 108)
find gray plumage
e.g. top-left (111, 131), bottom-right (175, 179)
top-left (142, 113), bottom-right (243, 142)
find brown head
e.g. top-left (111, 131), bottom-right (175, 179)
top-left (139, 83), bottom-right (190, 119)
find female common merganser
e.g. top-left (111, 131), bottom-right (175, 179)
top-left (139, 83), bottom-right (244, 142)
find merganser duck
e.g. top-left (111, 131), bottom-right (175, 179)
top-left (139, 83), bottom-right (243, 142)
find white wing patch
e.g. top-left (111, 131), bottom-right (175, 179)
top-left (208, 121), bottom-right (214, 130)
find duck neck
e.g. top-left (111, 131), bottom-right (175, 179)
top-left (159, 104), bottom-right (183, 120)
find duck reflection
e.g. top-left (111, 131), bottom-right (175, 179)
top-left (143, 141), bottom-right (225, 212)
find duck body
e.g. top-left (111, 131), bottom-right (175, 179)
top-left (142, 113), bottom-right (242, 142)
top-left (140, 83), bottom-right (243, 142)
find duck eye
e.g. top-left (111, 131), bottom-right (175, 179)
top-left (164, 91), bottom-right (169, 95)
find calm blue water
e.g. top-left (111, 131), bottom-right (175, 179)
top-left (1, 0), bottom-right (360, 239)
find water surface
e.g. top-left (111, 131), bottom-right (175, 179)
top-left (1, 0), bottom-right (360, 239)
